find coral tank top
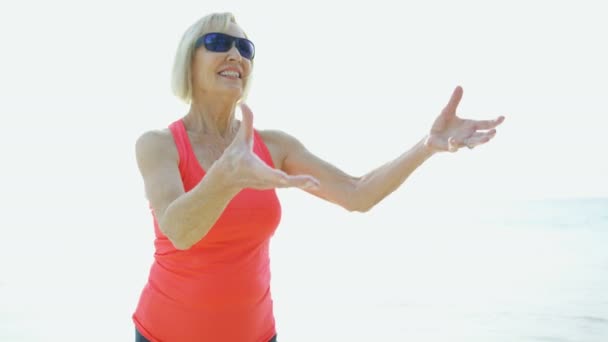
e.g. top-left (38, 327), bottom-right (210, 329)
top-left (133, 119), bottom-right (282, 342)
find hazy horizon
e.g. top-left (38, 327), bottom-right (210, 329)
top-left (1, 1), bottom-right (607, 341)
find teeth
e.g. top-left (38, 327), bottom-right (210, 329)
top-left (219, 70), bottom-right (240, 78)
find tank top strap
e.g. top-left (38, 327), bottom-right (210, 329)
top-left (169, 119), bottom-right (275, 172)
top-left (168, 119), bottom-right (194, 172)
top-left (252, 130), bottom-right (276, 169)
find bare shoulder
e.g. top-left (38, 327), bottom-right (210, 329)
top-left (134, 128), bottom-right (186, 218)
top-left (135, 128), bottom-right (178, 170)
top-left (257, 129), bottom-right (302, 148)
top-left (257, 129), bottom-right (305, 170)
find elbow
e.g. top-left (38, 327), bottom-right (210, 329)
top-left (158, 217), bottom-right (194, 251)
top-left (166, 229), bottom-right (194, 250)
top-left (342, 179), bottom-right (375, 213)
top-left (343, 191), bottom-right (376, 213)
top-left (171, 239), bottom-right (193, 251)
top-left (358, 203), bottom-right (375, 213)
top-left (345, 201), bottom-right (375, 213)
top-left (162, 227), bottom-right (191, 251)
top-left (168, 228), bottom-right (198, 251)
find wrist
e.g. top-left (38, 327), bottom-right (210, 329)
top-left (207, 157), bottom-right (243, 193)
top-left (419, 136), bottom-right (438, 158)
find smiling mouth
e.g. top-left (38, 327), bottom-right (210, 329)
top-left (218, 70), bottom-right (241, 79)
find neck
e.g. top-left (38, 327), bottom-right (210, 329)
top-left (183, 96), bottom-right (238, 138)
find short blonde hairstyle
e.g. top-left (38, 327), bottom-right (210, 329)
top-left (171, 12), bottom-right (253, 103)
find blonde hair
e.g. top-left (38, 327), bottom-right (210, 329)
top-left (171, 12), bottom-right (253, 103)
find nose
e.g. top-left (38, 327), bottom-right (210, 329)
top-left (226, 44), bottom-right (242, 61)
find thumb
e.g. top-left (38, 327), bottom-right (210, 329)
top-left (238, 102), bottom-right (254, 145)
top-left (441, 85), bottom-right (463, 117)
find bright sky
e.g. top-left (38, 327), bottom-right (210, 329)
top-left (2, 0), bottom-right (606, 204)
top-left (1, 0), bottom-right (607, 340)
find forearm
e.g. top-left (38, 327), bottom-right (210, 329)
top-left (160, 161), bottom-right (240, 250)
top-left (353, 137), bottom-right (435, 211)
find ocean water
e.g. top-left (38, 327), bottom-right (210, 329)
top-left (1, 198), bottom-right (607, 341)
top-left (269, 197), bottom-right (608, 342)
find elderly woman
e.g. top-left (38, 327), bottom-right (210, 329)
top-left (132, 12), bottom-right (504, 342)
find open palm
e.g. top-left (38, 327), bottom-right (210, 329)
top-left (425, 86), bottom-right (505, 152)
top-left (224, 103), bottom-right (319, 190)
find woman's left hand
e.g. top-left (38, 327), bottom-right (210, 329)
top-left (425, 86), bottom-right (505, 152)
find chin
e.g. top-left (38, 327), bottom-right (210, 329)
top-left (217, 87), bottom-right (243, 100)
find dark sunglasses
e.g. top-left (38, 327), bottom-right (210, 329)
top-left (195, 32), bottom-right (255, 60)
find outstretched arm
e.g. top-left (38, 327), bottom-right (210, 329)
top-left (271, 86), bottom-right (505, 212)
top-left (273, 131), bottom-right (435, 212)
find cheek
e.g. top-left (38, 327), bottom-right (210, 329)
top-left (243, 65), bottom-right (253, 83)
top-left (200, 69), bottom-right (215, 82)
top-left (244, 63), bottom-right (253, 78)
top-left (192, 69), bottom-right (210, 90)
top-left (196, 71), bottom-right (222, 92)
top-left (192, 54), bottom-right (219, 81)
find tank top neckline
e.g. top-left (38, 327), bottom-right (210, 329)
top-left (175, 118), bottom-right (274, 174)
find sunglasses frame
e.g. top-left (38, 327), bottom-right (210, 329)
top-left (194, 32), bottom-right (255, 60)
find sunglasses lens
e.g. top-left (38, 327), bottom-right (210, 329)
top-left (204, 33), bottom-right (233, 52)
top-left (235, 40), bottom-right (255, 60)
top-left (198, 33), bottom-right (255, 60)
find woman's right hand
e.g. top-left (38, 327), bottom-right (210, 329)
top-left (218, 103), bottom-right (320, 191)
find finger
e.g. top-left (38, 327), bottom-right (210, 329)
top-left (448, 136), bottom-right (460, 152)
top-left (238, 103), bottom-right (254, 145)
top-left (285, 175), bottom-right (320, 190)
top-left (441, 86), bottom-right (463, 117)
top-left (272, 170), bottom-right (320, 189)
top-left (464, 130), bottom-right (497, 149)
top-left (472, 116), bottom-right (505, 130)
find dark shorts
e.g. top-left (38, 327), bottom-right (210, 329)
top-left (136, 328), bottom-right (277, 342)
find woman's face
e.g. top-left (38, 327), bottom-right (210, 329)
top-left (191, 23), bottom-right (253, 100)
